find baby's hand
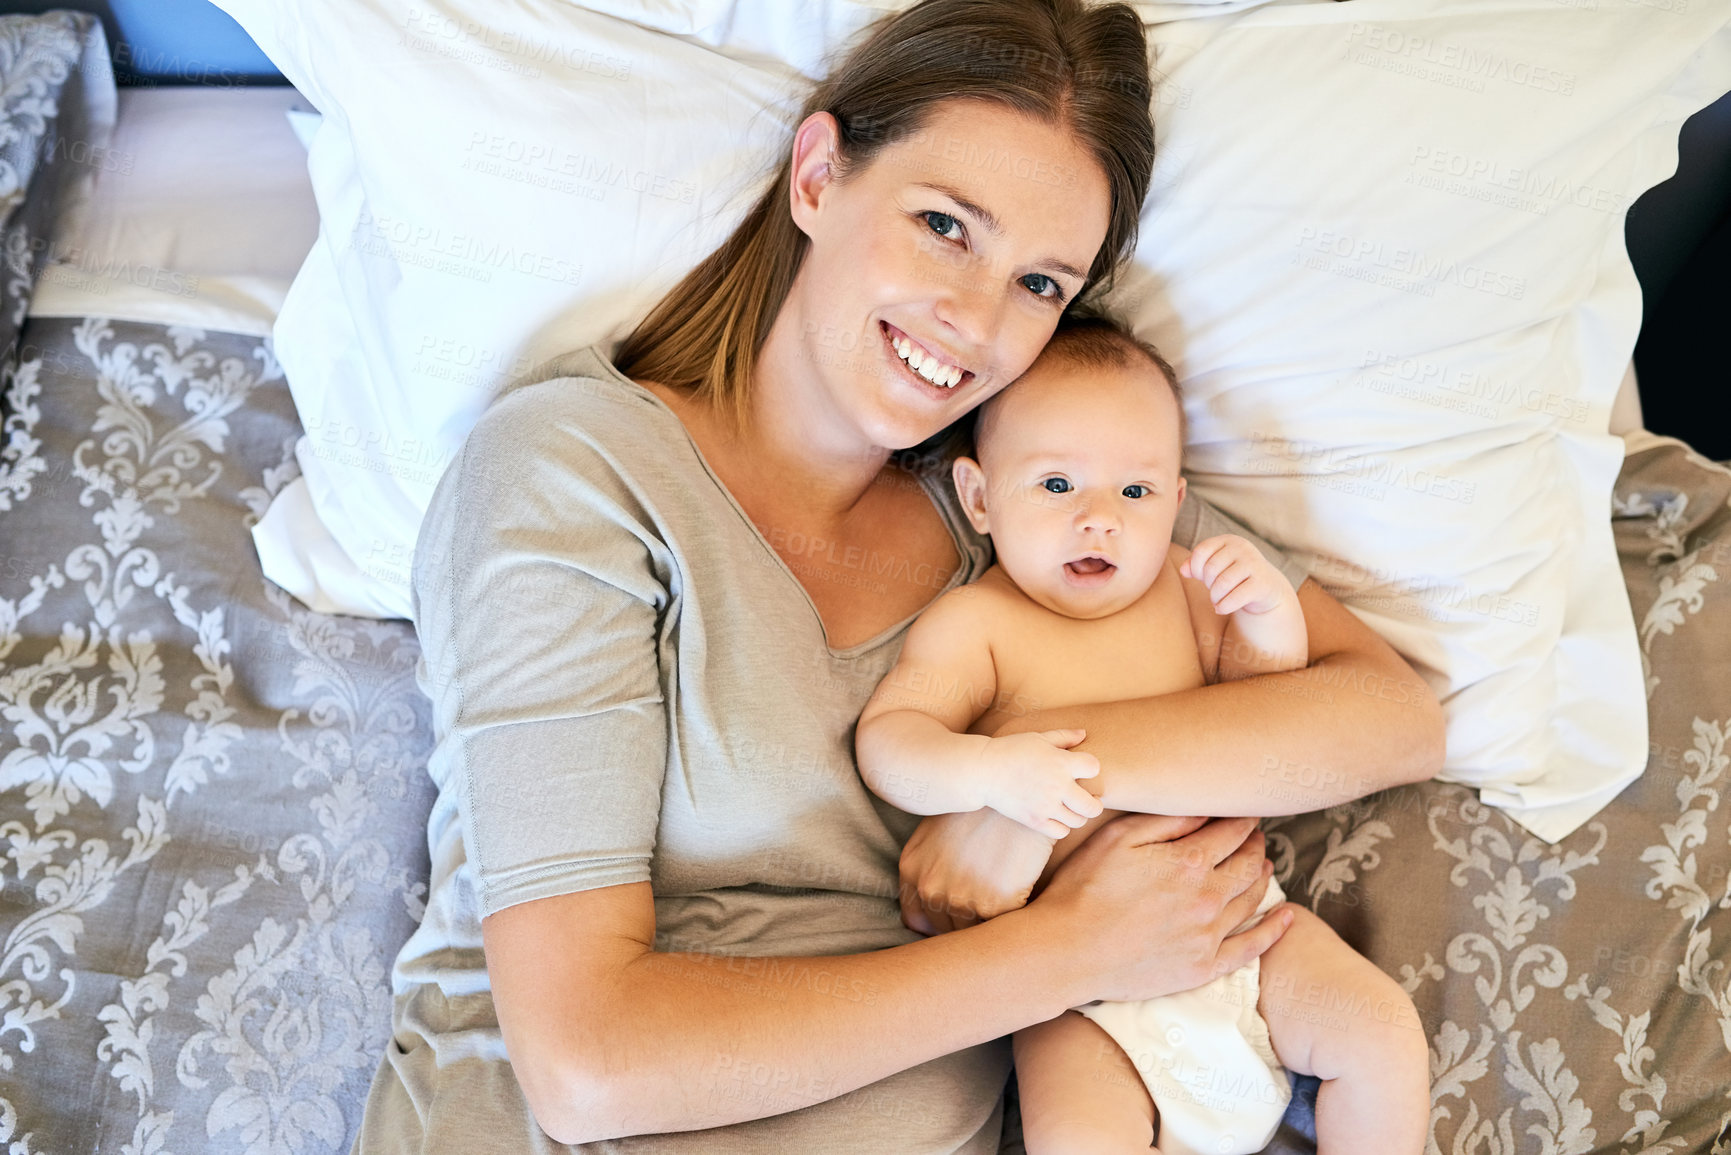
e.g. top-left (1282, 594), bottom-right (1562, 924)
top-left (1180, 535), bottom-right (1295, 616)
top-left (977, 730), bottom-right (1103, 839)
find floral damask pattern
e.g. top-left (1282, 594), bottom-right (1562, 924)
top-left (0, 316), bottom-right (434, 1154)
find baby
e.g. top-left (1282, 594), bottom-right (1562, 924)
top-left (855, 317), bottom-right (1428, 1154)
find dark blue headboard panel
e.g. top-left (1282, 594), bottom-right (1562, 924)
top-left (1628, 88), bottom-right (1731, 459)
top-left (1626, 89), bottom-right (1731, 312)
top-left (0, 0), bottom-right (285, 85)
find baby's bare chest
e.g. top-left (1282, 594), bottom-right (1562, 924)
top-left (970, 580), bottom-right (1208, 736)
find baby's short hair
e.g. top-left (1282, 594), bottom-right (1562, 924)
top-left (974, 313), bottom-right (1186, 457)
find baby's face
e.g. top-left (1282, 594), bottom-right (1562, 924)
top-left (955, 355), bottom-right (1186, 619)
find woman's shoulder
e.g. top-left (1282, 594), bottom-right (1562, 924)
top-left (414, 350), bottom-right (683, 621)
top-left (418, 347), bottom-right (695, 574)
top-left (474, 346), bottom-right (676, 455)
top-left (445, 346), bottom-right (701, 507)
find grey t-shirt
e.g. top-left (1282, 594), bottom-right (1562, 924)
top-left (359, 345), bottom-right (1309, 1154)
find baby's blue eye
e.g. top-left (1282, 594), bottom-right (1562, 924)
top-left (924, 211), bottom-right (962, 241)
top-left (1122, 484), bottom-right (1148, 499)
top-left (1042, 478), bottom-right (1071, 494)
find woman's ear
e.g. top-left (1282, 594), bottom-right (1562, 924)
top-left (789, 112), bottom-right (842, 239)
top-left (952, 456), bottom-right (992, 535)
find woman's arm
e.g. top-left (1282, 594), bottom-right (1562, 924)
top-left (994, 578), bottom-right (1446, 815)
top-left (897, 578), bottom-right (1445, 933)
top-left (485, 815), bottom-right (1291, 1145)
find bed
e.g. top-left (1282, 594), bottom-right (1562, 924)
top-left (1, 8), bottom-right (1728, 1154)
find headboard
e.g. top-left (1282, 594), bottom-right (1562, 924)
top-left (1627, 88), bottom-right (1731, 311)
top-left (1627, 87), bottom-right (1730, 458)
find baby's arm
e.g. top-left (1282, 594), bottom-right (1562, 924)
top-left (1176, 536), bottom-right (1308, 682)
top-left (856, 587), bottom-right (1103, 839)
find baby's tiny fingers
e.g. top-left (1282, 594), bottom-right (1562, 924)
top-left (1183, 538), bottom-right (1225, 579)
top-left (1038, 728), bottom-right (1088, 749)
top-left (1224, 581), bottom-right (1281, 616)
top-left (1055, 805), bottom-right (1091, 829)
top-left (1215, 588), bottom-right (1254, 616)
top-left (1184, 545), bottom-right (1222, 579)
top-left (1207, 560), bottom-right (1253, 601)
top-left (1204, 542), bottom-right (1252, 586)
top-left (1213, 574), bottom-right (1260, 614)
top-left (1066, 788), bottom-right (1104, 819)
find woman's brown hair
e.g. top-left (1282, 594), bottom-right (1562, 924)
top-left (613, 0), bottom-right (1156, 430)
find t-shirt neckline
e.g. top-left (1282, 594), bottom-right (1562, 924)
top-left (573, 345), bottom-right (977, 659)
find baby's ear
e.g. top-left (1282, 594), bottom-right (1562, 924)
top-left (1175, 474), bottom-right (1187, 507)
top-left (952, 456), bottom-right (992, 535)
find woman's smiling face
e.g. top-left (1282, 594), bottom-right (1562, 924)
top-left (783, 98), bottom-right (1112, 452)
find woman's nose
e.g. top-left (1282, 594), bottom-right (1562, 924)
top-left (930, 259), bottom-right (1003, 349)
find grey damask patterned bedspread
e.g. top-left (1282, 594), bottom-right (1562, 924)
top-left (0, 317), bottom-right (435, 1153)
top-left (1, 311), bottom-right (1728, 1154)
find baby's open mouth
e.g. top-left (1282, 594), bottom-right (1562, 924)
top-left (1066, 556), bottom-right (1114, 576)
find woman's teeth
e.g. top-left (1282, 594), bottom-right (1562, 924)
top-left (892, 334), bottom-right (963, 389)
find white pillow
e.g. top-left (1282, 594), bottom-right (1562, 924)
top-left (219, 0), bottom-right (836, 616)
top-left (1118, 5), bottom-right (1729, 841)
top-left (215, 0), bottom-right (1729, 840)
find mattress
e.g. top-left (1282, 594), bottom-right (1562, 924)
top-left (2, 12), bottom-right (1729, 1155)
top-left (27, 82), bottom-right (318, 338)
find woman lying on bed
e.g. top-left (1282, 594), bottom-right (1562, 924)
top-left (352, 0), bottom-right (1446, 1150)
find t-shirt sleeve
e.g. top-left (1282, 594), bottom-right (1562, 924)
top-left (412, 383), bottom-right (671, 921)
top-left (1171, 490), bottom-right (1311, 595)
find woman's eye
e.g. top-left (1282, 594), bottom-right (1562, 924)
top-left (1122, 484), bottom-right (1148, 499)
top-left (924, 211), bottom-right (962, 242)
top-left (1021, 273), bottom-right (1064, 301)
top-left (922, 214), bottom-right (1067, 303)
top-left (1042, 478), bottom-right (1071, 494)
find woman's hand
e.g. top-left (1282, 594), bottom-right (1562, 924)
top-left (899, 808), bottom-right (1058, 935)
top-left (1030, 812), bottom-right (1293, 1005)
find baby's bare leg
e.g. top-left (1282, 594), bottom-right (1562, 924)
top-left (1257, 904), bottom-right (1429, 1155)
top-left (1014, 1010), bottom-right (1157, 1153)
